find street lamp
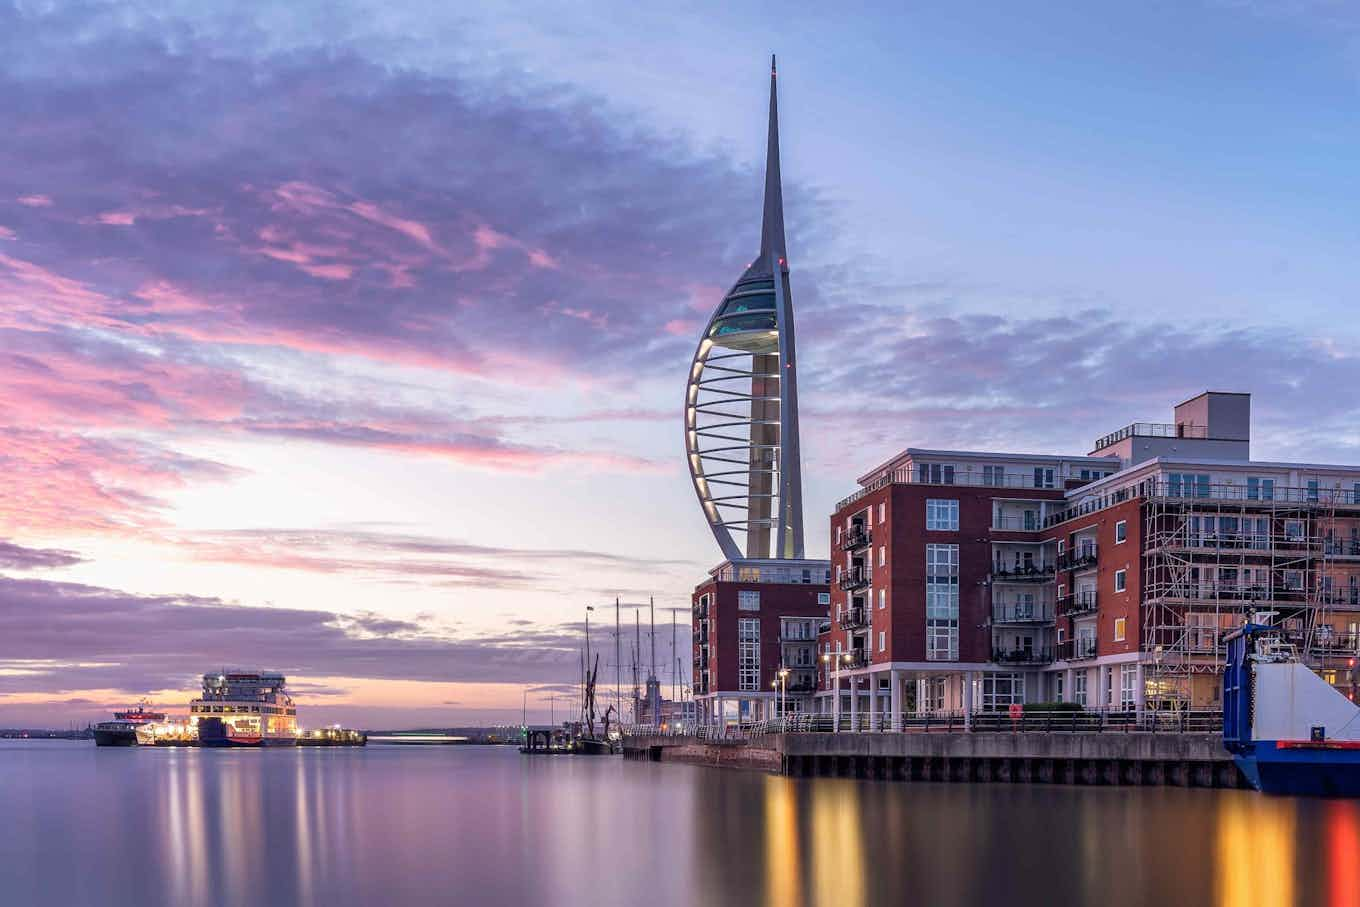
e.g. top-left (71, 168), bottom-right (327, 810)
top-left (824, 651), bottom-right (852, 730)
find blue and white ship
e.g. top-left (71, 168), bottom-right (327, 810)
top-left (1224, 622), bottom-right (1360, 796)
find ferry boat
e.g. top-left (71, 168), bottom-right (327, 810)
top-left (1223, 622), bottom-right (1360, 796)
top-left (93, 701), bottom-right (167, 747)
top-left (190, 672), bottom-right (298, 747)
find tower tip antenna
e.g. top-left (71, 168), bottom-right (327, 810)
top-left (771, 54), bottom-right (777, 75)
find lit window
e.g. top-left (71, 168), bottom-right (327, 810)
top-left (1114, 569), bottom-right (1127, 593)
top-left (1114, 617), bottom-right (1126, 642)
top-left (1115, 520), bottom-right (1127, 544)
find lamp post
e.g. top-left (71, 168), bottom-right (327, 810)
top-left (824, 651), bottom-right (852, 730)
top-left (771, 666), bottom-right (790, 720)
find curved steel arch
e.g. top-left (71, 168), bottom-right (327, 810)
top-left (685, 57), bottom-right (804, 562)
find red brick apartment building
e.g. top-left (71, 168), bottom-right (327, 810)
top-left (692, 558), bottom-right (830, 724)
top-left (821, 392), bottom-right (1360, 724)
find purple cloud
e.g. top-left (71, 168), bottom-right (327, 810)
top-left (0, 540), bottom-right (85, 570)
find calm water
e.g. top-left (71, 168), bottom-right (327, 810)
top-left (2, 740), bottom-right (1359, 907)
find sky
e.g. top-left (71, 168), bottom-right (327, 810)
top-left (2, 0), bottom-right (1360, 728)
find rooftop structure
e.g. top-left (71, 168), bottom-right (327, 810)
top-left (685, 57), bottom-right (804, 562)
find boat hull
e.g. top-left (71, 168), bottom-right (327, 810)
top-left (93, 728), bottom-right (139, 747)
top-left (197, 717), bottom-right (297, 748)
top-left (1234, 742), bottom-right (1360, 797)
top-left (574, 737), bottom-right (615, 756)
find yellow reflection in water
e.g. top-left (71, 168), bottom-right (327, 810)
top-left (1216, 795), bottom-right (1296, 907)
top-left (810, 781), bottom-right (865, 907)
top-left (763, 776), bottom-right (802, 907)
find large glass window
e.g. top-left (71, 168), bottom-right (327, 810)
top-left (1247, 477), bottom-right (1275, 501)
top-left (926, 544), bottom-right (960, 661)
top-left (738, 590), bottom-right (760, 611)
top-left (917, 463), bottom-right (955, 485)
top-left (926, 499), bottom-right (959, 531)
top-left (1074, 672), bottom-right (1088, 706)
top-left (980, 673), bottom-right (1025, 711)
top-left (738, 618), bottom-right (760, 691)
top-left (1168, 473), bottom-right (1211, 498)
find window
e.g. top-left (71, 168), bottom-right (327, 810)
top-left (1034, 467), bottom-right (1056, 489)
top-left (926, 544), bottom-right (960, 661)
top-left (983, 465), bottom-right (1004, 486)
top-left (1168, 473), bottom-right (1211, 498)
top-left (1057, 539), bottom-right (1065, 556)
top-left (877, 503), bottom-right (885, 524)
top-left (923, 677), bottom-right (946, 712)
top-left (1114, 617), bottom-right (1126, 642)
top-left (1308, 479), bottom-right (1320, 503)
top-left (878, 588), bottom-right (886, 610)
top-left (980, 673), bottom-right (1025, 710)
top-left (1247, 477), bottom-right (1275, 501)
top-left (917, 463), bottom-right (955, 485)
top-left (926, 499), bottom-right (960, 531)
top-left (1115, 520), bottom-right (1127, 544)
top-left (1074, 672), bottom-right (1088, 707)
top-left (878, 545), bottom-right (886, 567)
top-left (738, 590), bottom-right (761, 611)
top-left (738, 618), bottom-right (759, 691)
top-left (1114, 569), bottom-right (1127, 593)
top-left (1055, 673), bottom-right (1065, 702)
top-left (878, 630), bottom-right (885, 652)
top-left (817, 592), bottom-right (830, 605)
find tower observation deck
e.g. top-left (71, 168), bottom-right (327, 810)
top-left (685, 57), bottom-right (805, 562)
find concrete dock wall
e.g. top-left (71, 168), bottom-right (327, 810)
top-left (622, 732), bottom-right (1247, 788)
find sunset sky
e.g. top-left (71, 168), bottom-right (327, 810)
top-left (3, 1), bottom-right (1360, 727)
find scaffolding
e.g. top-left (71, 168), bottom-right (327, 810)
top-left (1141, 480), bottom-right (1360, 710)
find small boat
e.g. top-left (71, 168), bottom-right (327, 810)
top-left (93, 701), bottom-right (167, 747)
top-left (1224, 622), bottom-right (1360, 796)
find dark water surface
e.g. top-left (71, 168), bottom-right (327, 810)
top-left (3, 740), bottom-right (1359, 906)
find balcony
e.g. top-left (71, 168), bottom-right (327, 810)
top-left (1059, 591), bottom-right (1098, 617)
top-left (838, 566), bottom-right (871, 592)
top-left (1325, 539), bottom-right (1360, 558)
top-left (1061, 638), bottom-right (1098, 661)
top-left (992, 602), bottom-right (1054, 624)
top-left (1311, 632), bottom-right (1360, 656)
top-left (841, 525), bottom-right (871, 551)
top-left (1319, 589), bottom-right (1360, 608)
top-left (844, 650), bottom-right (871, 669)
top-left (692, 601), bottom-right (708, 619)
top-left (693, 627), bottom-right (708, 645)
top-left (693, 652), bottom-right (708, 670)
top-left (840, 606), bottom-right (869, 630)
top-left (991, 564), bottom-right (1056, 583)
top-left (993, 515), bottom-right (1043, 532)
top-left (1058, 547), bottom-right (1098, 571)
top-left (992, 648), bottom-right (1054, 665)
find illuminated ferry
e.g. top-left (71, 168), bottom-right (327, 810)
top-left (93, 701), bottom-right (167, 747)
top-left (190, 672), bottom-right (298, 747)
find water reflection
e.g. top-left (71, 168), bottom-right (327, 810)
top-left (4, 741), bottom-right (1360, 907)
top-left (1216, 794), bottom-right (1296, 907)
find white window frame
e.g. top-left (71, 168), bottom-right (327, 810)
top-left (877, 502), bottom-right (885, 524)
top-left (1114, 617), bottom-right (1126, 642)
top-left (738, 618), bottom-right (760, 691)
top-left (878, 545), bottom-right (886, 567)
top-left (738, 590), bottom-right (761, 611)
top-left (1115, 520), bottom-right (1127, 544)
top-left (878, 588), bottom-right (886, 610)
top-left (878, 630), bottom-right (885, 653)
top-left (926, 498), bottom-right (960, 532)
top-left (1114, 569), bottom-right (1127, 593)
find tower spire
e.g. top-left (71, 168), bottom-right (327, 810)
top-left (759, 53), bottom-right (787, 272)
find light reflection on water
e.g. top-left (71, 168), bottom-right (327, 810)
top-left (2, 740), bottom-right (1359, 906)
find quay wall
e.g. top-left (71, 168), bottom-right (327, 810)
top-left (622, 732), bottom-right (1247, 788)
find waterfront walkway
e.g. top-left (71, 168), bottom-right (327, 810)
top-left (621, 712), bottom-right (1243, 788)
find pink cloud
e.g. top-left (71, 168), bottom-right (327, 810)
top-left (0, 226), bottom-right (14, 241)
top-left (664, 318), bottom-right (698, 336)
top-left (17, 195), bottom-right (53, 208)
top-left (299, 262), bottom-right (354, 280)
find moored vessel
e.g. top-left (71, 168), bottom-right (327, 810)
top-left (1224, 621), bottom-right (1360, 796)
top-left (93, 701), bottom-right (167, 747)
top-left (190, 672), bottom-right (298, 747)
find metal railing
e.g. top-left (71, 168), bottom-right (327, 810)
top-left (1058, 549), bottom-right (1098, 571)
top-left (1094, 422), bottom-right (1207, 451)
top-left (840, 606), bottom-right (869, 629)
top-left (836, 466), bottom-right (1070, 511)
top-left (623, 708), bottom-right (1224, 739)
top-left (991, 602), bottom-right (1054, 623)
top-left (1058, 591), bottom-right (1098, 616)
top-left (838, 567), bottom-right (871, 591)
top-left (991, 564), bottom-right (1056, 581)
top-left (992, 648), bottom-right (1055, 665)
top-left (841, 526), bottom-right (871, 551)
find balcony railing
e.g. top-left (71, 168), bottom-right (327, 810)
top-left (1154, 583), bottom-right (1307, 603)
top-left (1325, 539), bottom-right (1360, 558)
top-left (692, 602), bottom-right (708, 619)
top-left (693, 628), bottom-right (708, 645)
top-left (1093, 421), bottom-right (1207, 452)
top-left (991, 564), bottom-right (1056, 582)
top-left (844, 651), bottom-right (871, 669)
top-left (991, 602), bottom-right (1054, 623)
top-left (1311, 632), bottom-right (1360, 655)
top-left (836, 464), bottom-right (1074, 511)
top-left (841, 525), bottom-right (871, 551)
top-left (1319, 590), bottom-right (1360, 608)
top-left (993, 516), bottom-right (1043, 532)
top-left (992, 648), bottom-right (1054, 665)
top-left (1059, 591), bottom-right (1098, 616)
top-left (838, 566), bottom-right (871, 591)
top-left (1060, 638), bottom-right (1098, 660)
top-left (1058, 548), bottom-right (1098, 571)
top-left (840, 606), bottom-right (869, 630)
